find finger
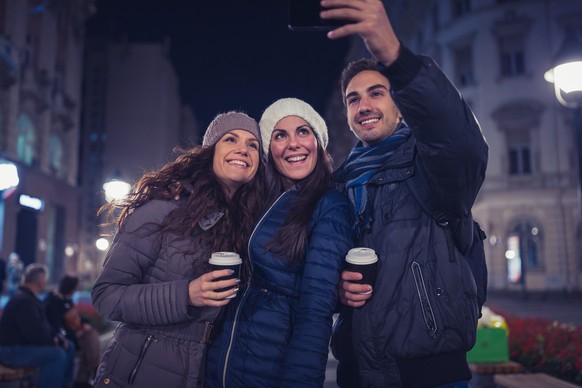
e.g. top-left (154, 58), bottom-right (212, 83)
top-left (341, 271), bottom-right (363, 281)
top-left (206, 269), bottom-right (235, 281)
top-left (320, 0), bottom-right (363, 10)
top-left (214, 287), bottom-right (239, 300)
top-left (347, 288), bottom-right (373, 300)
top-left (343, 281), bottom-right (372, 294)
top-left (207, 278), bottom-right (239, 291)
top-left (347, 299), bottom-right (367, 308)
top-left (203, 287), bottom-right (239, 304)
top-left (339, 293), bottom-right (366, 308)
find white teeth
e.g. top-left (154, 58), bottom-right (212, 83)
top-left (228, 160), bottom-right (248, 167)
top-left (361, 118), bottom-right (379, 125)
top-left (287, 155), bottom-right (306, 162)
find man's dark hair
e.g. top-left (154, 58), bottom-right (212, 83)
top-left (23, 263), bottom-right (47, 284)
top-left (339, 58), bottom-right (379, 107)
top-left (58, 275), bottom-right (79, 295)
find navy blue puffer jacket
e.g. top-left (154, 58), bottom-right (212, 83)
top-left (205, 188), bottom-right (353, 387)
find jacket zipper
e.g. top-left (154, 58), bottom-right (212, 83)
top-left (443, 226), bottom-right (456, 263)
top-left (411, 262), bottom-right (438, 339)
top-left (220, 190), bottom-right (290, 388)
top-left (128, 334), bottom-right (158, 384)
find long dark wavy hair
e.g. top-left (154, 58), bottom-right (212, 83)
top-left (101, 145), bottom-right (265, 259)
top-left (266, 143), bottom-right (335, 263)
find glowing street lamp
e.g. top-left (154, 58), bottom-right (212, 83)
top-left (544, 26), bottom-right (582, 218)
top-left (0, 161), bottom-right (19, 191)
top-left (0, 160), bottom-right (19, 252)
top-left (95, 237), bottom-right (110, 251)
top-left (103, 179), bottom-right (131, 203)
top-left (544, 27), bottom-right (582, 107)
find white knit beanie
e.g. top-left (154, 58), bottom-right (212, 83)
top-left (259, 98), bottom-right (329, 156)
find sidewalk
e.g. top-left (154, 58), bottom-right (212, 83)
top-left (485, 291), bottom-right (582, 326)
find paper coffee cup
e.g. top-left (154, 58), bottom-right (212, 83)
top-left (344, 247), bottom-right (378, 290)
top-left (209, 252), bottom-right (242, 298)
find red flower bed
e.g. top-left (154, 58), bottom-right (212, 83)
top-left (499, 312), bottom-right (582, 385)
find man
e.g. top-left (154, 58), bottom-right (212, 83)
top-left (0, 264), bottom-right (76, 388)
top-left (44, 275), bottom-right (101, 387)
top-left (0, 256), bottom-right (6, 294)
top-left (6, 252), bottom-right (23, 296)
top-left (322, 1), bottom-right (488, 387)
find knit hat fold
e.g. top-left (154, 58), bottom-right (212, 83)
top-left (259, 98), bottom-right (329, 155)
top-left (202, 111), bottom-right (260, 148)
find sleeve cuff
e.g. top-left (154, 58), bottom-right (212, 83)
top-left (375, 45), bottom-right (422, 91)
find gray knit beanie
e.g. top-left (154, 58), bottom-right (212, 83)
top-left (202, 111), bottom-right (260, 148)
top-left (259, 98), bottom-right (329, 156)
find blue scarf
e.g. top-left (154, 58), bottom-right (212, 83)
top-left (344, 125), bottom-right (411, 236)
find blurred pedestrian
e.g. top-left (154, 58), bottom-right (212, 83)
top-left (0, 263), bottom-right (76, 388)
top-left (6, 252), bottom-right (23, 296)
top-left (44, 275), bottom-right (101, 387)
top-left (0, 256), bottom-right (6, 295)
top-left (92, 111), bottom-right (265, 387)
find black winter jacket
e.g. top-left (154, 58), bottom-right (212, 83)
top-left (331, 47), bottom-right (488, 388)
top-left (0, 286), bottom-right (55, 346)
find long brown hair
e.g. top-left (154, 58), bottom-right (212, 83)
top-left (101, 145), bottom-right (265, 257)
top-left (266, 144), bottom-right (335, 263)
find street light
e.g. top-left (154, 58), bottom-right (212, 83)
top-left (544, 26), bottom-right (582, 218)
top-left (103, 179), bottom-right (131, 203)
top-left (0, 160), bottom-right (19, 252)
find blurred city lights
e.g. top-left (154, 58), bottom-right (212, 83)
top-left (103, 179), bottom-right (131, 203)
top-left (96, 237), bottom-right (110, 251)
top-left (0, 162), bottom-right (19, 191)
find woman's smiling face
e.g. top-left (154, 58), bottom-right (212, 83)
top-left (212, 129), bottom-right (260, 197)
top-left (269, 115), bottom-right (318, 184)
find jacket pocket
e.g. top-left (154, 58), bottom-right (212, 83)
top-left (128, 334), bottom-right (158, 384)
top-left (411, 261), bottom-right (437, 339)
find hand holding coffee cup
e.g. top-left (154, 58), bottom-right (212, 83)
top-left (344, 248), bottom-right (378, 294)
top-left (209, 252), bottom-right (242, 299)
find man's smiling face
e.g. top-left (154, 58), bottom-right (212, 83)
top-left (345, 70), bottom-right (402, 146)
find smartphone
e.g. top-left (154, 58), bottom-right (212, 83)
top-left (288, 0), bottom-right (344, 32)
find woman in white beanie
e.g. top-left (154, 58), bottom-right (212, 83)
top-left (206, 98), bottom-right (354, 387)
top-left (91, 111), bottom-right (265, 387)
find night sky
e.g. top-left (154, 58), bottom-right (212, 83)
top-left (87, 0), bottom-right (351, 126)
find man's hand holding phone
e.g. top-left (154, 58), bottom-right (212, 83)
top-left (288, 0), bottom-right (346, 32)
top-left (319, 0), bottom-right (400, 66)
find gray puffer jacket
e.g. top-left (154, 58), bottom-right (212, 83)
top-left (92, 200), bottom-right (222, 388)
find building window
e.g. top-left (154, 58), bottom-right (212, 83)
top-left (499, 34), bottom-right (526, 77)
top-left (452, 0), bottom-right (471, 18)
top-left (578, 222), bottom-right (582, 270)
top-left (508, 143), bottom-right (531, 175)
top-left (49, 133), bottom-right (65, 178)
top-left (491, 99), bottom-right (543, 178)
top-left (506, 219), bottom-right (543, 283)
top-left (16, 113), bottom-right (37, 166)
top-left (454, 45), bottom-right (475, 87)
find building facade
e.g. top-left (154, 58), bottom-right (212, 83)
top-left (78, 33), bottom-right (199, 283)
top-left (332, 0), bottom-right (582, 292)
top-left (0, 0), bottom-right (94, 282)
